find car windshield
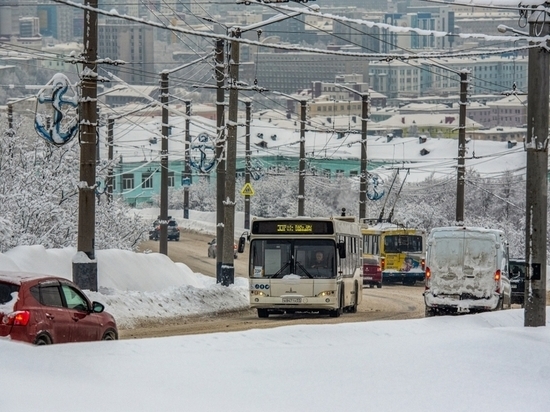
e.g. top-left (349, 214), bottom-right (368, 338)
top-left (510, 261), bottom-right (526, 277)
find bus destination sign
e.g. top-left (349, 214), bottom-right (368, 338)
top-left (277, 223), bottom-right (313, 233)
top-left (252, 220), bottom-right (334, 235)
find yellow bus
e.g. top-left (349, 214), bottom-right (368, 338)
top-left (362, 223), bottom-right (426, 286)
top-left (246, 215), bottom-right (363, 318)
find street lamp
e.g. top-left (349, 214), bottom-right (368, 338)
top-left (334, 83), bottom-right (369, 221)
top-left (215, 10), bottom-right (310, 285)
top-left (497, 24), bottom-right (529, 36)
top-left (273, 91), bottom-right (308, 216)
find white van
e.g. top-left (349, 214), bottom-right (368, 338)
top-left (424, 226), bottom-right (511, 316)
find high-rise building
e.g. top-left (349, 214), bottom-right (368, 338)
top-left (98, 18), bottom-right (155, 85)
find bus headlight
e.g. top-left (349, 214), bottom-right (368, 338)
top-left (317, 290), bottom-right (335, 297)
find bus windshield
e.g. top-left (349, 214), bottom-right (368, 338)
top-left (250, 239), bottom-right (336, 279)
top-left (384, 235), bottom-right (423, 253)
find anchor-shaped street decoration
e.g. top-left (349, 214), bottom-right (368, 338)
top-left (34, 73), bottom-right (79, 146)
top-left (367, 173), bottom-right (385, 201)
top-left (189, 132), bottom-right (216, 173)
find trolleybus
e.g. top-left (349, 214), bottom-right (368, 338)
top-left (362, 223), bottom-right (426, 286)
top-left (246, 215), bottom-right (363, 318)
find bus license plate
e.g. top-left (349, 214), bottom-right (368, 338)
top-left (282, 297), bottom-right (302, 304)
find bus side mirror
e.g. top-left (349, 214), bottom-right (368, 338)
top-left (238, 236), bottom-right (246, 253)
top-left (338, 241), bottom-right (346, 259)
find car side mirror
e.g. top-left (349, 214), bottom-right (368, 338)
top-left (92, 301), bottom-right (105, 314)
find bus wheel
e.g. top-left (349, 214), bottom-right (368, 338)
top-left (329, 288), bottom-right (343, 317)
top-left (349, 282), bottom-right (359, 313)
top-left (257, 309), bottom-right (269, 318)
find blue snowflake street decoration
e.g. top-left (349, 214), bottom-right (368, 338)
top-left (367, 173), bottom-right (385, 200)
top-left (189, 132), bottom-right (216, 173)
top-left (34, 73), bottom-right (79, 146)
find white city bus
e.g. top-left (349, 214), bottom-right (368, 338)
top-left (246, 215), bottom-right (363, 318)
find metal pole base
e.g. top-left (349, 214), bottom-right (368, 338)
top-left (219, 264), bottom-right (235, 286)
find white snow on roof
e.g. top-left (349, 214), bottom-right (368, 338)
top-left (103, 113), bottom-right (526, 183)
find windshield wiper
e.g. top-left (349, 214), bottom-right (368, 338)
top-left (295, 261), bottom-right (313, 279)
top-left (272, 261), bottom-right (291, 278)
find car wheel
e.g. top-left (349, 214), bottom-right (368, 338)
top-left (377, 283), bottom-right (382, 289)
top-left (34, 334), bottom-right (52, 345)
top-left (257, 309), bottom-right (269, 318)
top-left (102, 329), bottom-right (118, 341)
top-left (425, 307), bottom-right (436, 317)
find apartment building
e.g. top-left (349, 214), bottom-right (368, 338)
top-left (369, 55), bottom-right (528, 101)
top-left (98, 18), bottom-right (155, 85)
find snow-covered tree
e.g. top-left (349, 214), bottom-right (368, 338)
top-left (0, 116), bottom-right (147, 252)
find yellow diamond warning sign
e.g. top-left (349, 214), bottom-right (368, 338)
top-left (240, 183), bottom-right (255, 196)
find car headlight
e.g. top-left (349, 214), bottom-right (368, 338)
top-left (317, 290), bottom-right (335, 297)
top-left (251, 290), bottom-right (268, 297)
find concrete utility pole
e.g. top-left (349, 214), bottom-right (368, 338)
top-left (244, 98), bottom-right (252, 230)
top-left (156, 55), bottom-right (212, 255)
top-left (334, 84), bottom-right (369, 220)
top-left (455, 71), bottom-right (468, 224)
top-left (217, 11), bottom-right (306, 281)
top-left (215, 39), bottom-right (226, 283)
top-left (359, 93), bottom-right (369, 221)
top-left (106, 117), bottom-right (114, 201)
top-left (298, 99), bottom-right (307, 216)
top-left (7, 103), bottom-right (13, 131)
top-left (220, 34), bottom-right (240, 286)
top-left (524, 7), bottom-right (549, 327)
top-left (73, 0), bottom-right (98, 291)
top-left (273, 91), bottom-right (308, 216)
top-left (183, 100), bottom-right (191, 220)
top-left (159, 71), bottom-right (169, 256)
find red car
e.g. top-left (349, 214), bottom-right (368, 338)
top-left (0, 271), bottom-right (118, 345)
top-left (363, 256), bottom-right (383, 289)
